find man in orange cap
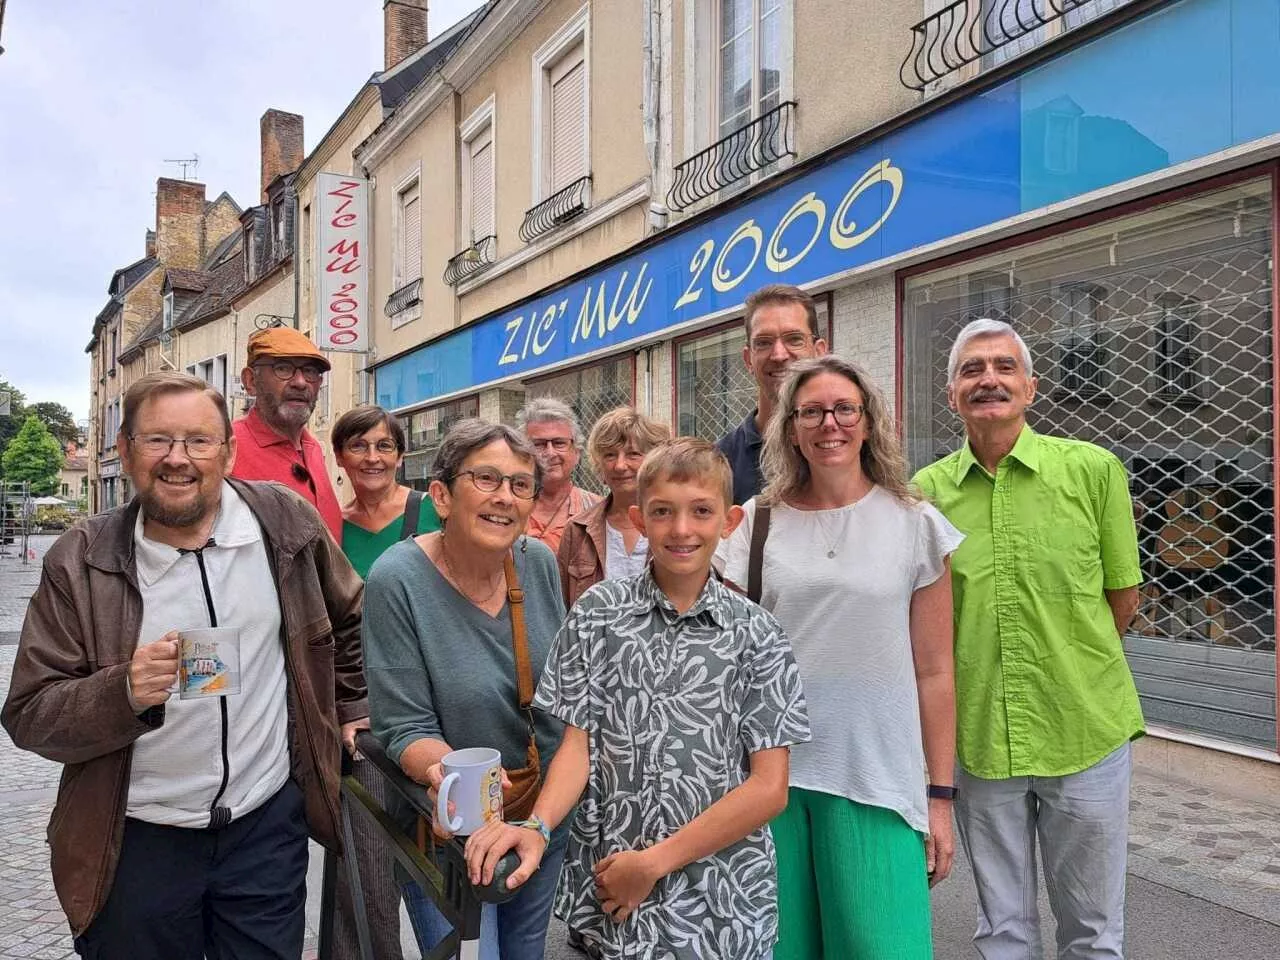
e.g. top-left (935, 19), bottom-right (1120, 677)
top-left (231, 326), bottom-right (342, 540)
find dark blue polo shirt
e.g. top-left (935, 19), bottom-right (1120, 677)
top-left (716, 410), bottom-right (764, 505)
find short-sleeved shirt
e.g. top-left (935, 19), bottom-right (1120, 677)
top-left (912, 426), bottom-right (1145, 780)
top-left (230, 407), bottom-right (342, 541)
top-left (341, 495), bottom-right (441, 580)
top-left (718, 489), bottom-right (963, 832)
top-left (535, 570), bottom-right (810, 960)
top-left (716, 411), bottom-right (764, 506)
top-left (362, 537), bottom-right (566, 775)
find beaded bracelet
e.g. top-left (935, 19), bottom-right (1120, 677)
top-left (510, 814), bottom-right (550, 845)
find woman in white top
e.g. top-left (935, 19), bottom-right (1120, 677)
top-left (719, 354), bottom-right (962, 960)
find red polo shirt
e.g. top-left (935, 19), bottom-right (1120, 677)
top-left (230, 407), bottom-right (343, 541)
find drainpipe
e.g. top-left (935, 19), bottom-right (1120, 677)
top-left (642, 0), bottom-right (668, 233)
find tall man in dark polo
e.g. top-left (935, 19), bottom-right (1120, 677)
top-left (716, 284), bottom-right (827, 504)
top-left (913, 319), bottom-right (1144, 960)
top-left (2, 371), bottom-right (366, 958)
top-left (232, 326), bottom-right (342, 540)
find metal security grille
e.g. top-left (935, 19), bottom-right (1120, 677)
top-left (903, 178), bottom-right (1276, 748)
top-left (527, 356), bottom-right (634, 493)
top-left (398, 395), bottom-right (480, 490)
top-left (677, 326), bottom-right (757, 441)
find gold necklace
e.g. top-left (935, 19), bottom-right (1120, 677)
top-left (437, 539), bottom-right (505, 607)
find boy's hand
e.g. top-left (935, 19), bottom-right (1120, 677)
top-left (465, 819), bottom-right (547, 888)
top-left (594, 849), bottom-right (661, 922)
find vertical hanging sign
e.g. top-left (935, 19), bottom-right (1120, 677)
top-left (315, 172), bottom-right (370, 353)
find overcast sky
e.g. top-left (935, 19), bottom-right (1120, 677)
top-left (0, 0), bottom-right (483, 424)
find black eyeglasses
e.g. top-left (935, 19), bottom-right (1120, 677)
top-left (792, 402), bottom-right (865, 429)
top-left (259, 360), bottom-right (325, 383)
top-left (530, 437), bottom-right (574, 453)
top-left (291, 461), bottom-right (317, 494)
top-left (452, 467), bottom-right (538, 500)
top-left (128, 434), bottom-right (226, 459)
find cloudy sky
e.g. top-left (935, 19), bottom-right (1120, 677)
top-left (0, 0), bottom-right (483, 423)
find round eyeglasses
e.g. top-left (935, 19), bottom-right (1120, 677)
top-left (453, 467), bottom-right (539, 500)
top-left (792, 402), bottom-right (865, 429)
top-left (129, 434), bottom-right (226, 459)
top-left (344, 439), bottom-right (400, 456)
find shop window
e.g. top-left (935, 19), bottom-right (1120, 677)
top-left (526, 356), bottom-right (634, 493)
top-left (400, 396), bottom-right (481, 491)
top-left (902, 176), bottom-right (1276, 749)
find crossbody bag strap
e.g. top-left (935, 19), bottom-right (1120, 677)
top-left (747, 503), bottom-right (772, 604)
top-left (503, 551), bottom-right (535, 710)
top-left (398, 490), bottom-right (425, 541)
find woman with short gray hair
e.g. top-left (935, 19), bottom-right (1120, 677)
top-left (363, 418), bottom-right (568, 960)
top-left (516, 398), bottom-right (600, 553)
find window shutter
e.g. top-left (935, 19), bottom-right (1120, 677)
top-left (549, 54), bottom-right (586, 192)
top-left (401, 188), bottom-right (421, 280)
top-left (470, 135), bottom-right (494, 241)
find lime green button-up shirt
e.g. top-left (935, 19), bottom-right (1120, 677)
top-left (913, 427), bottom-right (1145, 780)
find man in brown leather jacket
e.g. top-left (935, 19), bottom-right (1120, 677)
top-left (1, 371), bottom-right (367, 959)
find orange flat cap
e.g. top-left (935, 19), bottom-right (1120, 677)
top-left (245, 327), bottom-right (331, 371)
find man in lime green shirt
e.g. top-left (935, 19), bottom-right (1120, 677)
top-left (913, 319), bottom-right (1143, 960)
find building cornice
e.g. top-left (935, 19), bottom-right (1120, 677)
top-left (356, 0), bottom-right (551, 172)
top-left (295, 84), bottom-right (382, 190)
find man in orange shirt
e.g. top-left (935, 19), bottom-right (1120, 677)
top-left (231, 327), bottom-right (342, 540)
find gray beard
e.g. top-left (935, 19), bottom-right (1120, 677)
top-left (256, 392), bottom-right (314, 431)
top-left (137, 488), bottom-right (209, 529)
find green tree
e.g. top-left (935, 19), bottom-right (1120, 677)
top-left (0, 378), bottom-right (30, 470)
top-left (1, 416), bottom-right (64, 495)
top-left (28, 401), bottom-right (80, 448)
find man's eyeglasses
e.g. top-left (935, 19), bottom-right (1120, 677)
top-left (750, 332), bottom-right (813, 355)
top-left (259, 360), bottom-right (325, 383)
top-left (344, 439), bottom-right (399, 456)
top-left (792, 402), bottom-right (865, 429)
top-left (452, 467), bottom-right (538, 500)
top-left (530, 437), bottom-right (574, 453)
top-left (128, 434), bottom-right (226, 460)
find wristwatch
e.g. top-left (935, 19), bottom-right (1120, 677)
top-left (927, 784), bottom-right (959, 800)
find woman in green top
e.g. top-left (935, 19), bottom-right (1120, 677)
top-left (333, 404), bottom-right (441, 579)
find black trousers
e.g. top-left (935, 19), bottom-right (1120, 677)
top-left (74, 779), bottom-right (309, 960)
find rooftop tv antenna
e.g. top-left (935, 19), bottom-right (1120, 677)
top-left (164, 154), bottom-right (200, 180)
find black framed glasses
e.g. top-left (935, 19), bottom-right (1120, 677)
top-left (792, 402), bottom-right (865, 429)
top-left (259, 360), bottom-right (325, 383)
top-left (530, 437), bottom-right (574, 453)
top-left (453, 467), bottom-right (538, 500)
top-left (128, 434), bottom-right (226, 460)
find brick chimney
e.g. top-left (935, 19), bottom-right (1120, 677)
top-left (260, 109), bottom-right (304, 203)
top-left (385, 0), bottom-right (428, 70)
top-left (144, 229), bottom-right (156, 259)
top-left (154, 178), bottom-right (207, 270)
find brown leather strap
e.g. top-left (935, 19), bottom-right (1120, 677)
top-left (504, 552), bottom-right (534, 709)
top-left (747, 503), bottom-right (772, 603)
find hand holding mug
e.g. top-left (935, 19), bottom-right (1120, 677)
top-left (128, 632), bottom-right (181, 709)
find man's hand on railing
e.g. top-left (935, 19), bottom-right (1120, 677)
top-left (464, 819), bottom-right (548, 891)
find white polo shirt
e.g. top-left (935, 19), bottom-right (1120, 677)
top-left (127, 481), bottom-right (290, 827)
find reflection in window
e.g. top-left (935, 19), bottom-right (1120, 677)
top-left (1155, 293), bottom-right (1204, 405)
top-left (1055, 282), bottom-right (1109, 398)
top-left (718, 0), bottom-right (782, 140)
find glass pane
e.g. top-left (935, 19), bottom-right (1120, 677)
top-left (398, 396), bottom-right (480, 490)
top-left (526, 356), bottom-right (635, 493)
top-left (902, 178), bottom-right (1276, 749)
top-left (678, 327), bottom-right (755, 442)
top-left (719, 31), bottom-right (753, 135)
top-left (720, 0), bottom-right (751, 46)
top-left (759, 2), bottom-right (782, 106)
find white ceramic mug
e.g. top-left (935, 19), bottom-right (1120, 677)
top-left (178, 627), bottom-right (241, 700)
top-left (436, 747), bottom-right (504, 835)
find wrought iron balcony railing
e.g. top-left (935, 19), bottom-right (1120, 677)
top-left (900, 0), bottom-right (1090, 91)
top-left (520, 176), bottom-right (591, 243)
top-left (443, 235), bottom-right (497, 286)
top-left (384, 277), bottom-right (422, 317)
top-left (667, 101), bottom-right (797, 212)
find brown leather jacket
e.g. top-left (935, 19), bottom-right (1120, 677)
top-left (557, 495), bottom-right (610, 608)
top-left (0, 479), bottom-right (366, 936)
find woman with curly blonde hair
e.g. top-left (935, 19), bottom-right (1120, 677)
top-left (718, 354), bottom-right (962, 959)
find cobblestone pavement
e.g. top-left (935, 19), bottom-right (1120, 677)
top-left (2, 534), bottom-right (1278, 958)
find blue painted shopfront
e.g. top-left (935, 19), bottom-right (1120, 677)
top-left (375, 0), bottom-right (1280, 411)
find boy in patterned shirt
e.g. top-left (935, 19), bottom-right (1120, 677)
top-left (465, 437), bottom-right (810, 960)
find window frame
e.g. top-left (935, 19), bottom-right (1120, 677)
top-left (531, 4), bottom-right (591, 204)
top-left (460, 95), bottom-right (497, 249)
top-left (393, 165), bottom-right (423, 291)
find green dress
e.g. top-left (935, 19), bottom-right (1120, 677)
top-left (341, 494), bottom-right (441, 580)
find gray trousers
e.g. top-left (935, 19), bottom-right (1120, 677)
top-left (955, 743), bottom-right (1132, 960)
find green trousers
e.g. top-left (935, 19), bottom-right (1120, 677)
top-left (772, 787), bottom-right (933, 960)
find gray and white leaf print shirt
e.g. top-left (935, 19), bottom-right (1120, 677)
top-left (534, 570), bottom-right (811, 960)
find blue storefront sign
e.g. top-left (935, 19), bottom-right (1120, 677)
top-left (376, 0), bottom-right (1280, 411)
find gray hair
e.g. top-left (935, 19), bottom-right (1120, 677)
top-left (515, 396), bottom-right (584, 447)
top-left (947, 318), bottom-right (1034, 383)
top-left (432, 418), bottom-right (542, 491)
